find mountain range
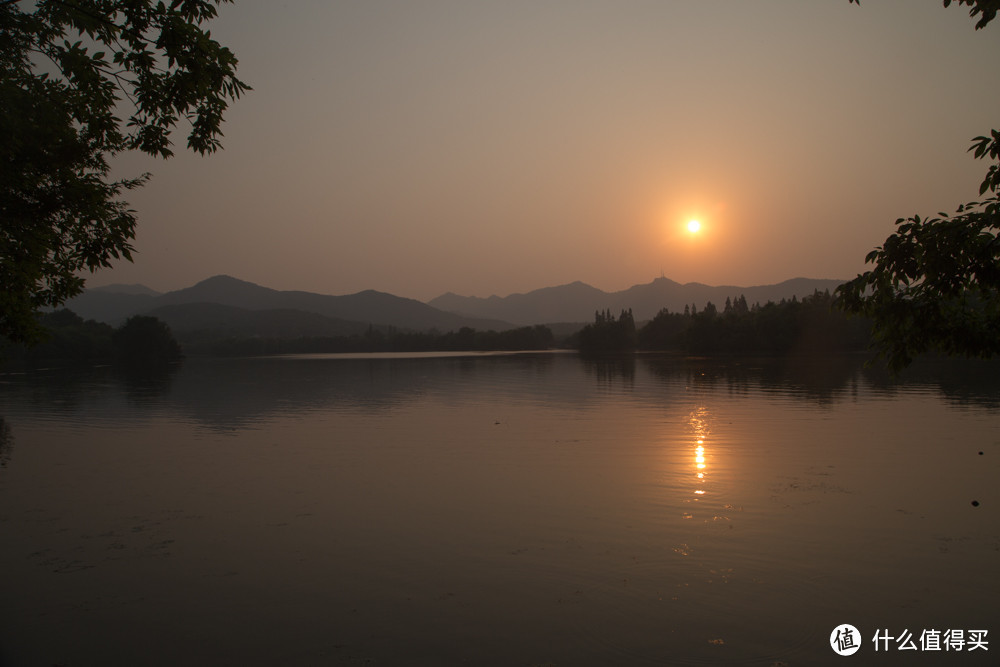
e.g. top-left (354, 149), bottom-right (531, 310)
top-left (66, 275), bottom-right (513, 338)
top-left (429, 276), bottom-right (847, 326)
top-left (66, 274), bottom-right (847, 339)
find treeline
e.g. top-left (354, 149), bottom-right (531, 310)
top-left (186, 324), bottom-right (556, 356)
top-left (2, 310), bottom-right (182, 365)
top-left (576, 290), bottom-right (871, 354)
top-left (3, 311), bottom-right (557, 360)
top-left (7, 295), bottom-right (866, 361)
top-left (576, 308), bottom-right (637, 353)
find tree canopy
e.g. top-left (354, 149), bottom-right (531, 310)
top-left (847, 0), bottom-right (1000, 29)
top-left (0, 0), bottom-right (249, 345)
top-left (577, 309), bottom-right (638, 354)
top-left (837, 0), bottom-right (1000, 372)
top-left (113, 314), bottom-right (182, 365)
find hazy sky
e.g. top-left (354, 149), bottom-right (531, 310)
top-left (95, 0), bottom-right (1000, 301)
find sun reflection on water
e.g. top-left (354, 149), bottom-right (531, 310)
top-left (687, 407), bottom-right (712, 511)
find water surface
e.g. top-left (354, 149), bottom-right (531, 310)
top-left (0, 353), bottom-right (997, 665)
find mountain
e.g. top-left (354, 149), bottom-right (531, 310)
top-left (88, 283), bottom-right (162, 296)
top-left (62, 274), bottom-right (849, 339)
top-left (146, 303), bottom-right (370, 339)
top-left (64, 275), bottom-right (514, 334)
top-left (61, 290), bottom-right (159, 323)
top-left (431, 281), bottom-right (608, 327)
top-left (428, 276), bottom-right (848, 326)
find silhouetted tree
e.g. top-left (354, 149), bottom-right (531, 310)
top-left (849, 0), bottom-right (998, 30)
top-left (735, 294), bottom-right (749, 315)
top-left (1, 1), bottom-right (250, 346)
top-left (113, 315), bottom-right (182, 365)
top-left (839, 0), bottom-right (1000, 372)
top-left (1, 308), bottom-right (114, 360)
top-left (636, 291), bottom-right (870, 355)
top-left (577, 308), bottom-right (637, 353)
top-left (187, 324), bottom-right (555, 356)
top-left (620, 308), bottom-right (637, 346)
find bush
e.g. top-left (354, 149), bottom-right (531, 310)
top-left (113, 316), bottom-right (183, 365)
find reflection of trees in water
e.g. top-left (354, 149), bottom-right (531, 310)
top-left (1, 365), bottom-right (119, 418)
top-left (765, 356), bottom-right (864, 404)
top-left (641, 354), bottom-right (864, 405)
top-left (167, 353), bottom-right (568, 431)
top-left (116, 361), bottom-right (181, 406)
top-left (0, 361), bottom-right (178, 431)
top-left (639, 353), bottom-right (1000, 409)
top-left (0, 418), bottom-right (12, 468)
top-left (581, 355), bottom-right (636, 387)
top-left (3, 353), bottom-right (998, 436)
top-left (863, 357), bottom-right (1000, 410)
top-left (168, 357), bottom-right (433, 430)
top-left (0, 354), bottom-right (573, 433)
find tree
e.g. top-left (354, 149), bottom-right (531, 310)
top-left (837, 0), bottom-right (1000, 372)
top-left (1, 0), bottom-right (249, 345)
top-left (577, 308), bottom-right (637, 353)
top-left (113, 314), bottom-right (182, 365)
top-left (847, 1), bottom-right (1000, 29)
top-left (734, 294), bottom-right (749, 316)
top-left (0, 308), bottom-right (115, 360)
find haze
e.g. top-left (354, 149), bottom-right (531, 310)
top-left (98, 0), bottom-right (1000, 301)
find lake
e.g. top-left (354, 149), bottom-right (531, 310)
top-left (0, 352), bottom-right (997, 666)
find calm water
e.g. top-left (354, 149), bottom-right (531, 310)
top-left (0, 352), bottom-right (997, 666)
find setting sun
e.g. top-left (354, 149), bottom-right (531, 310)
top-left (687, 220), bottom-right (701, 234)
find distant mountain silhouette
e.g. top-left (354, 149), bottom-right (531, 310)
top-left (65, 275), bottom-right (514, 335)
top-left (89, 283), bottom-right (163, 296)
top-left (429, 276), bottom-right (847, 325)
top-left (431, 281), bottom-right (607, 327)
top-left (147, 303), bottom-right (370, 339)
top-left (66, 274), bottom-right (847, 338)
top-left (63, 290), bottom-right (159, 323)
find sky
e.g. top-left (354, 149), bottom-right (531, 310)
top-left (95, 0), bottom-right (1000, 301)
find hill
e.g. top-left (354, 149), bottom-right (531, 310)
top-left (63, 274), bottom-right (848, 341)
top-left (146, 303), bottom-right (371, 339)
top-left (429, 277), bottom-right (847, 325)
top-left (64, 275), bottom-right (514, 335)
top-left (88, 283), bottom-right (162, 296)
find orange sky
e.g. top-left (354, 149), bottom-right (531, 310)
top-left (97, 0), bottom-right (1000, 300)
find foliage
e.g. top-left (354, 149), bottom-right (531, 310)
top-left (636, 291), bottom-right (871, 356)
top-left (3, 314), bottom-right (554, 359)
top-left (836, 203), bottom-right (1000, 373)
top-left (838, 0), bottom-right (1000, 373)
top-left (576, 309), bottom-right (637, 354)
top-left (0, 309), bottom-right (183, 365)
top-left (188, 324), bottom-right (556, 356)
top-left (113, 314), bottom-right (183, 364)
top-left (2, 309), bottom-right (115, 359)
top-left (848, 0), bottom-right (1000, 29)
top-left (0, 1), bottom-right (249, 346)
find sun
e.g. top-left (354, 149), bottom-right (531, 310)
top-left (687, 219), bottom-right (701, 234)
